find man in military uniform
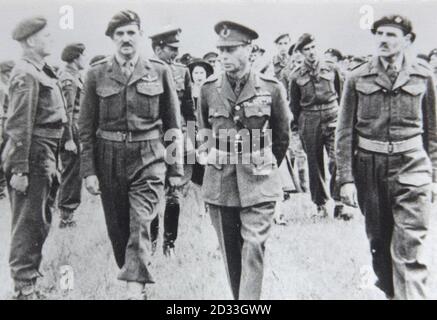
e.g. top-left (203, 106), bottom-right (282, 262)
top-left (2, 16), bottom-right (68, 299)
top-left (79, 10), bottom-right (182, 299)
top-left (149, 27), bottom-right (195, 257)
top-left (0, 60), bottom-right (15, 200)
top-left (57, 43), bottom-right (86, 228)
top-left (198, 21), bottom-right (291, 299)
top-left (272, 33), bottom-right (291, 79)
top-left (289, 33), bottom-right (347, 219)
top-left (336, 15), bottom-right (437, 299)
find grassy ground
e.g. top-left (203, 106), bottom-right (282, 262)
top-left (0, 184), bottom-right (436, 300)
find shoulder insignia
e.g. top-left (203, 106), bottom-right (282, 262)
top-left (90, 56), bottom-right (110, 67)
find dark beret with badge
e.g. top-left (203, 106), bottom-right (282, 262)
top-left (12, 16), bottom-right (47, 41)
top-left (288, 43), bottom-right (296, 56)
top-left (150, 28), bottom-right (182, 48)
top-left (214, 21), bottom-right (258, 47)
top-left (0, 60), bottom-right (15, 73)
top-left (295, 33), bottom-right (315, 52)
top-left (429, 49), bottom-right (437, 60)
top-left (105, 10), bottom-right (141, 37)
top-left (61, 43), bottom-right (86, 63)
top-left (325, 48), bottom-right (343, 61)
top-left (371, 14), bottom-right (415, 42)
top-left (274, 33), bottom-right (290, 44)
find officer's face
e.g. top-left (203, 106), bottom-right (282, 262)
top-left (159, 46), bottom-right (179, 63)
top-left (301, 41), bottom-right (318, 63)
top-left (29, 26), bottom-right (53, 57)
top-left (217, 45), bottom-right (251, 74)
top-left (375, 26), bottom-right (410, 58)
top-left (192, 66), bottom-right (207, 85)
top-left (207, 57), bottom-right (217, 67)
top-left (112, 24), bottom-right (142, 58)
top-left (276, 37), bottom-right (291, 55)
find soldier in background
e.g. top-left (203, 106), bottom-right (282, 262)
top-left (149, 27), bottom-right (195, 257)
top-left (289, 33), bottom-right (347, 219)
top-left (57, 43), bottom-right (86, 228)
top-left (272, 33), bottom-right (291, 79)
top-left (203, 51), bottom-right (221, 73)
top-left (2, 16), bottom-right (68, 299)
top-left (79, 10), bottom-right (183, 299)
top-left (198, 21), bottom-right (291, 299)
top-left (0, 60), bottom-right (15, 200)
top-left (336, 15), bottom-right (437, 299)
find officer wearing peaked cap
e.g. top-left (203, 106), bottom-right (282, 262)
top-left (336, 14), bottom-right (437, 299)
top-left (3, 16), bottom-right (68, 299)
top-left (57, 43), bottom-right (87, 228)
top-left (203, 51), bottom-right (220, 73)
top-left (79, 10), bottom-right (183, 299)
top-left (149, 26), bottom-right (195, 257)
top-left (198, 20), bottom-right (291, 299)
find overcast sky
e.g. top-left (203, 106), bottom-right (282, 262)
top-left (1, 0), bottom-right (437, 66)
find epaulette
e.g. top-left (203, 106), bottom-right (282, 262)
top-left (90, 56), bottom-right (111, 67)
top-left (149, 58), bottom-right (165, 65)
top-left (350, 61), bottom-right (370, 74)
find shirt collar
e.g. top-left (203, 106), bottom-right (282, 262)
top-left (380, 54), bottom-right (404, 72)
top-left (115, 53), bottom-right (139, 68)
top-left (22, 51), bottom-right (45, 71)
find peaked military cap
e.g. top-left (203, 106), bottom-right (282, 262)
top-left (12, 16), bottom-right (47, 41)
top-left (61, 43), bottom-right (86, 62)
top-left (105, 10), bottom-right (141, 37)
top-left (295, 33), bottom-right (315, 52)
top-left (150, 27), bottom-right (182, 48)
top-left (89, 55), bottom-right (107, 66)
top-left (325, 48), bottom-right (343, 61)
top-left (274, 33), bottom-right (290, 44)
top-left (0, 60), bottom-right (15, 73)
top-left (214, 21), bottom-right (258, 47)
top-left (203, 51), bottom-right (218, 60)
top-left (429, 49), bottom-right (437, 60)
top-left (371, 14), bottom-right (413, 36)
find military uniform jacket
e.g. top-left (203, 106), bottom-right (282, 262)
top-left (59, 64), bottom-right (84, 141)
top-left (2, 54), bottom-right (67, 174)
top-left (199, 71), bottom-right (291, 207)
top-left (79, 55), bottom-right (183, 178)
top-left (336, 56), bottom-right (437, 185)
top-left (272, 54), bottom-right (290, 80)
top-left (289, 60), bottom-right (343, 121)
top-left (168, 61), bottom-right (195, 123)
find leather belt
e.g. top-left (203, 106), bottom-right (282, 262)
top-left (33, 126), bottom-right (64, 139)
top-left (97, 129), bottom-right (160, 142)
top-left (302, 100), bottom-right (338, 112)
top-left (214, 134), bottom-right (271, 154)
top-left (358, 135), bottom-right (423, 154)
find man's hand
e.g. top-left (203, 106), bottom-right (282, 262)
top-left (64, 140), bottom-right (78, 154)
top-left (10, 174), bottom-right (28, 194)
top-left (85, 175), bottom-right (101, 195)
top-left (432, 183), bottom-right (437, 203)
top-left (168, 176), bottom-right (182, 188)
top-left (340, 182), bottom-right (358, 208)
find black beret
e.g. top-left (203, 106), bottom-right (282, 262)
top-left (61, 43), bottom-right (86, 62)
top-left (429, 49), bottom-right (437, 60)
top-left (150, 28), bottom-right (182, 48)
top-left (274, 33), bottom-right (290, 44)
top-left (105, 10), bottom-right (141, 37)
top-left (12, 16), bottom-right (47, 41)
top-left (214, 21), bottom-right (258, 47)
top-left (89, 55), bottom-right (107, 66)
top-left (188, 59), bottom-right (214, 79)
top-left (0, 60), bottom-right (15, 73)
top-left (325, 48), bottom-right (343, 61)
top-left (295, 33), bottom-right (315, 52)
top-left (288, 43), bottom-right (296, 55)
top-left (371, 15), bottom-right (413, 36)
top-left (202, 51), bottom-right (218, 60)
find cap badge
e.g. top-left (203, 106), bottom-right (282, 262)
top-left (220, 25), bottom-right (231, 38)
top-left (395, 16), bottom-right (402, 24)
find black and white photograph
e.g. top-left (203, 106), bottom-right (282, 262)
top-left (1, 0), bottom-right (437, 303)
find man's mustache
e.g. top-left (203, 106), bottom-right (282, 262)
top-left (379, 43), bottom-right (389, 49)
top-left (121, 42), bottom-right (133, 47)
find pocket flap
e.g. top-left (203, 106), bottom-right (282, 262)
top-left (136, 82), bottom-right (164, 96)
top-left (97, 86), bottom-right (120, 98)
top-left (356, 82), bottom-right (381, 95)
top-left (398, 172), bottom-right (431, 187)
top-left (209, 108), bottom-right (230, 118)
top-left (401, 84), bottom-right (426, 96)
top-left (244, 104), bottom-right (271, 118)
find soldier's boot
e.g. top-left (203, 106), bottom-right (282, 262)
top-left (126, 281), bottom-right (147, 300)
top-left (314, 204), bottom-right (329, 218)
top-left (298, 168), bottom-right (308, 193)
top-left (163, 241), bottom-right (176, 258)
top-left (150, 215), bottom-right (159, 256)
top-left (59, 209), bottom-right (76, 228)
top-left (12, 280), bottom-right (46, 300)
top-left (334, 203), bottom-right (354, 221)
top-left (163, 203), bottom-right (179, 257)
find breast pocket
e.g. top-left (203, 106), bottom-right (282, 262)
top-left (318, 72), bottom-right (336, 93)
top-left (296, 76), bottom-right (313, 99)
top-left (136, 82), bottom-right (163, 120)
top-left (243, 98), bottom-right (271, 129)
top-left (97, 86), bottom-right (123, 121)
top-left (356, 82), bottom-right (382, 120)
top-left (400, 83), bottom-right (426, 120)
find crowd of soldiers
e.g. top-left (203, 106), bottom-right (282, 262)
top-left (0, 9), bottom-right (437, 301)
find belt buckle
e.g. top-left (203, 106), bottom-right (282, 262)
top-left (117, 131), bottom-right (127, 142)
top-left (234, 136), bottom-right (243, 154)
top-left (388, 142), bottom-right (394, 154)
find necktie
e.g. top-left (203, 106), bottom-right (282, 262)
top-left (122, 61), bottom-right (134, 79)
top-left (386, 63), bottom-right (399, 84)
top-left (234, 79), bottom-right (243, 97)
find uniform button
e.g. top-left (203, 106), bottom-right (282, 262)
top-left (382, 89), bottom-right (387, 93)
top-left (214, 112), bottom-right (219, 117)
top-left (235, 105), bottom-right (241, 111)
top-left (235, 134), bottom-right (241, 139)
top-left (234, 116), bottom-right (240, 121)
top-left (258, 111), bottom-right (263, 116)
